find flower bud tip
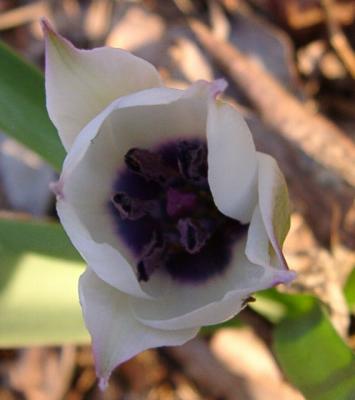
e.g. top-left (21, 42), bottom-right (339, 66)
top-left (210, 78), bottom-right (228, 98)
top-left (40, 18), bottom-right (52, 34)
top-left (49, 180), bottom-right (64, 200)
top-left (98, 377), bottom-right (109, 391)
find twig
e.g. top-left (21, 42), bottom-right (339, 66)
top-left (321, 0), bottom-right (355, 79)
top-left (284, 213), bottom-right (352, 338)
top-left (284, 1), bottom-right (355, 30)
top-left (165, 339), bottom-right (252, 400)
top-left (84, 0), bottom-right (113, 41)
top-left (245, 114), bottom-right (355, 248)
top-left (190, 20), bottom-right (355, 188)
top-left (53, 345), bottom-right (76, 400)
top-left (166, 336), bottom-right (304, 400)
top-left (173, 0), bottom-right (197, 14)
top-left (0, 2), bottom-right (49, 31)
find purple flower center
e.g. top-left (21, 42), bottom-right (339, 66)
top-left (166, 188), bottom-right (197, 218)
top-left (110, 139), bottom-right (247, 284)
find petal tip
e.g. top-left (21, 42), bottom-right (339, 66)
top-left (98, 376), bottom-right (109, 391)
top-left (210, 78), bottom-right (228, 99)
top-left (272, 270), bottom-right (297, 287)
top-left (92, 346), bottom-right (113, 391)
top-left (41, 17), bottom-right (73, 50)
top-left (40, 18), bottom-right (55, 37)
top-left (49, 179), bottom-right (64, 200)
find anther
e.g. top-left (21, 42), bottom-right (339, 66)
top-left (125, 148), bottom-right (173, 184)
top-left (177, 141), bottom-right (207, 183)
top-left (112, 192), bottom-right (152, 220)
top-left (177, 218), bottom-right (210, 254)
top-left (137, 231), bottom-right (165, 281)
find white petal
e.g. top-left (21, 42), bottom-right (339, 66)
top-left (207, 100), bottom-right (258, 223)
top-left (61, 80), bottom-right (211, 181)
top-left (57, 198), bottom-right (150, 298)
top-left (58, 82), bottom-right (212, 294)
top-left (79, 268), bottom-right (198, 389)
top-left (255, 153), bottom-right (292, 268)
top-left (131, 239), bottom-right (290, 330)
top-left (106, 80), bottom-right (211, 155)
top-left (246, 205), bottom-right (273, 266)
top-left (42, 20), bottom-right (162, 151)
top-left (246, 205), bottom-right (296, 281)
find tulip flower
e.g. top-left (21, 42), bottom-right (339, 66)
top-left (43, 20), bottom-right (296, 389)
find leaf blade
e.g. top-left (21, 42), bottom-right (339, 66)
top-left (344, 268), bottom-right (355, 314)
top-left (0, 218), bottom-right (89, 347)
top-left (274, 297), bottom-right (355, 400)
top-left (0, 40), bottom-right (65, 171)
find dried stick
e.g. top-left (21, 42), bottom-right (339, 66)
top-left (190, 20), bottom-right (355, 188)
top-left (166, 337), bottom-right (303, 400)
top-left (165, 339), bottom-right (252, 400)
top-left (321, 0), bottom-right (355, 79)
top-left (0, 2), bottom-right (49, 30)
top-left (284, 1), bottom-right (355, 30)
top-left (246, 115), bottom-right (355, 248)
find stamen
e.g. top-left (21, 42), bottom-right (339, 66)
top-left (112, 192), bottom-right (159, 220)
top-left (137, 231), bottom-right (165, 281)
top-left (177, 141), bottom-right (207, 183)
top-left (111, 139), bottom-right (247, 284)
top-left (177, 218), bottom-right (210, 254)
top-left (125, 148), bottom-right (173, 184)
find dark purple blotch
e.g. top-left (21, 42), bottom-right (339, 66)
top-left (109, 139), bottom-right (247, 284)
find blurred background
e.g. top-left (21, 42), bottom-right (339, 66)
top-left (0, 0), bottom-right (354, 399)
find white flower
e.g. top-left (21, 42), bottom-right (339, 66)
top-left (43, 20), bottom-right (295, 389)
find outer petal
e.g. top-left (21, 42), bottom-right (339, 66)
top-left (207, 99), bottom-right (258, 223)
top-left (79, 268), bottom-right (198, 389)
top-left (131, 240), bottom-right (292, 330)
top-left (42, 20), bottom-right (162, 151)
top-left (58, 82), bottom-right (212, 294)
top-left (246, 206), bottom-right (274, 267)
top-left (57, 198), bottom-right (150, 299)
top-left (61, 81), bottom-right (211, 186)
top-left (246, 152), bottom-right (296, 279)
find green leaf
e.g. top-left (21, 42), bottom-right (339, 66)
top-left (252, 288), bottom-right (314, 323)
top-left (0, 40), bottom-right (65, 171)
top-left (201, 316), bottom-right (243, 335)
top-left (0, 217), bottom-right (89, 347)
top-left (274, 297), bottom-right (355, 400)
top-left (344, 268), bottom-right (355, 314)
